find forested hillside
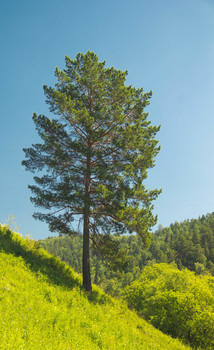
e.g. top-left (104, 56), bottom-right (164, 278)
top-left (40, 212), bottom-right (214, 295)
top-left (0, 225), bottom-right (190, 350)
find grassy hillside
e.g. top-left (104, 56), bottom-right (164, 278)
top-left (0, 225), bottom-right (191, 350)
top-left (40, 212), bottom-right (214, 296)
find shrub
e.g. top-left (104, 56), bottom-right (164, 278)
top-left (125, 263), bottom-right (214, 349)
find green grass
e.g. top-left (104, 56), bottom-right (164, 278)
top-left (0, 226), bottom-right (191, 349)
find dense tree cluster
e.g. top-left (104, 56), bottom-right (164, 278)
top-left (40, 212), bottom-right (214, 295)
top-left (151, 212), bottom-right (214, 274)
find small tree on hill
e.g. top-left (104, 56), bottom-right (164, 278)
top-left (22, 51), bottom-right (161, 292)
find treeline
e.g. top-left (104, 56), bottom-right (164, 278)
top-left (152, 212), bottom-right (214, 274)
top-left (39, 212), bottom-right (214, 295)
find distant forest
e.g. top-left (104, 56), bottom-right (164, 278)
top-left (40, 212), bottom-right (214, 296)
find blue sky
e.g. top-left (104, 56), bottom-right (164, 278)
top-left (1, 0), bottom-right (214, 239)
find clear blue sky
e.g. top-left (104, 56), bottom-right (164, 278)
top-left (1, 0), bottom-right (214, 240)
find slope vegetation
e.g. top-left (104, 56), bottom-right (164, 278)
top-left (40, 212), bottom-right (214, 296)
top-left (125, 263), bottom-right (214, 349)
top-left (0, 226), bottom-right (190, 350)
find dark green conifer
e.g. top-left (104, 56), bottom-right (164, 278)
top-left (22, 51), bottom-right (161, 292)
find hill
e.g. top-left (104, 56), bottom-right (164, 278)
top-left (0, 225), bottom-right (190, 349)
top-left (40, 212), bottom-right (214, 295)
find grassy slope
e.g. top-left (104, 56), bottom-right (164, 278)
top-left (0, 226), bottom-right (191, 350)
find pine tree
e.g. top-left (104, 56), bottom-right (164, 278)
top-left (22, 51), bottom-right (161, 292)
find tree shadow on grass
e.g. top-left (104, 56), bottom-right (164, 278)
top-left (0, 228), bottom-right (81, 289)
top-left (0, 228), bottom-right (110, 305)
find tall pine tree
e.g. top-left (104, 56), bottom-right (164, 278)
top-left (22, 51), bottom-right (161, 291)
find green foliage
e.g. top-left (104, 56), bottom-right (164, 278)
top-left (151, 213), bottom-right (214, 274)
top-left (22, 50), bottom-right (161, 290)
top-left (40, 212), bottom-right (214, 296)
top-left (125, 263), bottom-right (214, 349)
top-left (0, 226), bottom-right (190, 349)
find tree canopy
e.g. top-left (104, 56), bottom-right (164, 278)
top-left (22, 51), bottom-right (161, 291)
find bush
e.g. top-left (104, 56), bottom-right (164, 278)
top-left (125, 263), bottom-right (214, 349)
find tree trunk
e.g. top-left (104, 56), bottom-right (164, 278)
top-left (82, 153), bottom-right (92, 292)
top-left (83, 91), bottom-right (93, 292)
top-left (83, 205), bottom-right (92, 292)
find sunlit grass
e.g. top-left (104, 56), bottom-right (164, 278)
top-left (0, 226), bottom-right (190, 349)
